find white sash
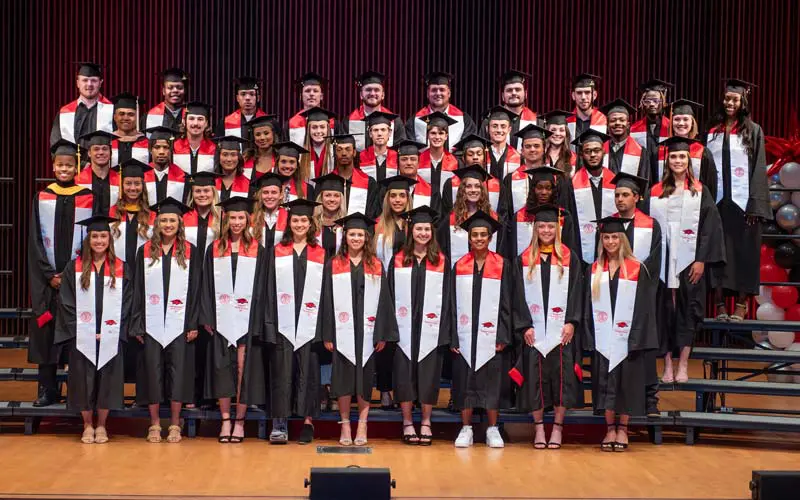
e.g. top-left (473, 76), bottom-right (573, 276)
top-left (631, 131), bottom-right (647, 147)
top-left (274, 252), bottom-right (324, 350)
top-left (60, 102), bottom-right (114, 143)
top-left (592, 269), bottom-right (637, 371)
top-left (510, 175), bottom-right (528, 215)
top-left (516, 220), bottom-right (534, 257)
top-left (375, 233), bottom-right (394, 272)
top-left (394, 265), bottom-right (444, 362)
top-left (574, 185), bottom-right (615, 263)
top-left (111, 144), bottom-right (149, 168)
top-left (650, 190), bottom-right (702, 286)
top-left (174, 152), bottom-right (215, 174)
top-left (332, 265), bottom-right (382, 366)
top-left (349, 119), bottom-right (367, 151)
top-left (316, 227), bottom-right (342, 252)
top-left (448, 223), bottom-right (497, 266)
top-left (143, 251), bottom-right (190, 347)
top-left (289, 126), bottom-right (305, 147)
top-left (77, 178), bottom-right (119, 207)
top-left (38, 197), bottom-right (92, 269)
top-left (455, 268), bottom-right (501, 371)
top-left (523, 256), bottom-right (568, 357)
top-left (629, 223), bottom-right (653, 265)
top-left (112, 219), bottom-right (150, 262)
top-left (412, 191), bottom-right (430, 209)
top-left (213, 253), bottom-right (258, 346)
top-left (145, 112), bottom-right (162, 131)
top-left (146, 177), bottom-right (185, 205)
top-left (75, 266), bottom-right (122, 369)
top-left (603, 149), bottom-right (640, 175)
top-left (347, 184), bottom-right (368, 214)
top-left (707, 132), bottom-right (749, 211)
top-left (184, 225), bottom-right (214, 250)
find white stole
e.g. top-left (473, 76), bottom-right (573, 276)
top-left (60, 101), bottom-right (113, 143)
top-left (274, 247), bottom-right (324, 351)
top-left (455, 256), bottom-right (502, 371)
top-left (707, 131), bottom-right (749, 211)
top-left (38, 195), bottom-right (92, 269)
top-left (143, 247), bottom-right (190, 347)
top-left (393, 258), bottom-right (444, 362)
top-left (213, 251), bottom-right (258, 346)
top-left (573, 183), bottom-right (615, 263)
top-left (591, 265), bottom-right (637, 372)
top-left (522, 252), bottom-right (568, 357)
top-left (650, 188), bottom-right (702, 287)
top-left (332, 260), bottom-right (382, 366)
top-left (74, 260), bottom-right (123, 369)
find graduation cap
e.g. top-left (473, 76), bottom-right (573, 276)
top-left (366, 111), bottom-right (398, 128)
top-left (151, 196), bottom-right (191, 216)
top-left (724, 78), bottom-right (757, 96)
top-left (145, 126), bottom-right (178, 143)
top-left (247, 114), bottom-right (279, 130)
top-left (458, 209), bottom-right (502, 235)
top-left (234, 76), bottom-right (260, 92)
top-left (355, 70), bottom-right (386, 87)
top-left (300, 106), bottom-right (336, 123)
top-left (515, 123), bottom-right (552, 141)
top-left (335, 212), bottom-right (376, 231)
top-left (253, 171), bottom-right (288, 190)
top-left (189, 171), bottom-right (223, 187)
top-left (660, 136), bottom-right (702, 153)
top-left (325, 133), bottom-right (359, 147)
top-left (379, 174), bottom-right (417, 191)
top-left (216, 196), bottom-right (251, 213)
top-left (670, 98), bottom-right (703, 116)
top-left (185, 101), bottom-right (212, 119)
top-left (485, 105), bottom-right (518, 123)
top-left (76, 61), bottom-right (103, 78)
top-left (452, 133), bottom-right (491, 151)
top-left (525, 165), bottom-right (563, 184)
top-left (421, 111), bottom-right (457, 129)
top-left (594, 215), bottom-right (631, 234)
top-left (542, 109), bottom-right (575, 126)
top-left (639, 78), bottom-right (673, 94)
top-left (611, 171), bottom-right (648, 195)
top-left (213, 135), bottom-right (250, 151)
top-left (77, 214), bottom-right (118, 232)
top-left (297, 71), bottom-right (326, 88)
top-left (454, 164), bottom-right (491, 182)
top-left (312, 173), bottom-right (345, 193)
top-left (51, 139), bottom-right (79, 159)
top-left (160, 67), bottom-right (189, 83)
top-left (499, 69), bottom-right (528, 86)
top-left (424, 71), bottom-right (453, 87)
top-left (600, 98), bottom-right (637, 117)
top-left (573, 72), bottom-right (601, 89)
top-left (114, 158), bottom-right (153, 178)
top-left (392, 139), bottom-right (427, 156)
top-left (527, 204), bottom-right (560, 223)
top-left (273, 141), bottom-right (308, 159)
top-left (571, 129), bottom-right (611, 147)
top-left (282, 198), bottom-right (320, 217)
top-left (402, 205), bottom-right (439, 225)
top-left (80, 130), bottom-right (115, 147)
top-left (112, 92), bottom-right (145, 111)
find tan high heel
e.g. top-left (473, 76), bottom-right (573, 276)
top-left (338, 420), bottom-right (352, 446)
top-left (147, 425), bottom-right (162, 443)
top-left (167, 425), bottom-right (182, 443)
top-left (354, 420), bottom-right (368, 446)
top-left (81, 426), bottom-right (95, 444)
top-left (94, 426), bottom-right (109, 444)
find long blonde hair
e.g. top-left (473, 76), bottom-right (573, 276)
top-left (375, 189), bottom-right (410, 251)
top-left (185, 186), bottom-right (221, 239)
top-left (299, 121), bottom-right (328, 181)
top-left (216, 211), bottom-right (255, 256)
top-left (250, 185), bottom-right (284, 244)
top-left (148, 217), bottom-right (189, 269)
top-left (526, 221), bottom-right (566, 280)
top-left (591, 232), bottom-right (637, 300)
top-left (111, 187), bottom-right (151, 240)
top-left (314, 190), bottom-right (346, 229)
top-left (79, 232), bottom-right (118, 291)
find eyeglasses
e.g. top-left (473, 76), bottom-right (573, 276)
top-left (583, 148), bottom-right (603, 155)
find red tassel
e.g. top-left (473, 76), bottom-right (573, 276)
top-left (36, 311), bottom-right (53, 328)
top-left (508, 367), bottom-right (524, 387)
top-left (573, 362), bottom-right (583, 382)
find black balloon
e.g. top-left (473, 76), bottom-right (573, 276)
top-left (762, 221), bottom-right (786, 248)
top-left (775, 243), bottom-right (798, 269)
top-left (789, 265), bottom-right (800, 283)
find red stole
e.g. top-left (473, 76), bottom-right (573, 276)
top-left (224, 109), bottom-right (267, 137)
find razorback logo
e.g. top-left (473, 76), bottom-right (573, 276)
top-left (367, 316), bottom-right (376, 323)
top-left (595, 311), bottom-right (608, 323)
top-left (552, 307), bottom-right (563, 313)
top-left (304, 302), bottom-right (316, 309)
top-left (459, 314), bottom-right (469, 326)
top-left (482, 322), bottom-right (494, 328)
top-left (683, 229), bottom-right (695, 235)
top-left (43, 236), bottom-right (52, 248)
top-left (530, 303), bottom-right (541, 315)
top-left (426, 312), bottom-right (438, 319)
top-left (236, 298), bottom-right (248, 304)
top-left (616, 321), bottom-right (628, 328)
top-left (105, 319), bottom-right (117, 326)
top-left (218, 294), bottom-right (231, 304)
top-left (171, 299), bottom-right (183, 305)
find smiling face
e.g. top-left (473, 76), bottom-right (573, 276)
top-left (547, 124), bottom-right (566, 147)
top-left (76, 75), bottom-right (101, 100)
top-left (387, 189), bottom-right (409, 214)
top-left (88, 144), bottom-right (111, 167)
top-left (219, 149), bottom-right (240, 174)
top-left (162, 81), bottom-right (185, 106)
top-left (581, 142), bottom-right (604, 169)
top-left (252, 125), bottom-right (274, 150)
top-left (488, 119), bottom-right (510, 144)
top-left (535, 221), bottom-right (557, 246)
top-left (601, 232), bottom-right (621, 255)
top-left (361, 83), bottom-right (384, 107)
top-left (191, 185), bottom-right (214, 208)
top-left (345, 228), bottom-right (366, 252)
top-left (122, 177), bottom-right (143, 203)
top-left (412, 222), bottom-right (433, 246)
top-left (114, 108), bottom-right (137, 133)
top-left (723, 92), bottom-right (743, 117)
top-left (667, 150), bottom-right (690, 177)
top-left (321, 190), bottom-right (342, 212)
top-left (469, 226), bottom-right (491, 251)
top-left (53, 155), bottom-right (78, 183)
top-left (89, 230), bottom-right (111, 255)
top-left (308, 120), bottom-right (329, 144)
top-left (464, 178), bottom-right (482, 204)
top-left (185, 113), bottom-right (208, 137)
top-left (277, 156), bottom-right (298, 176)
top-left (521, 138), bottom-right (545, 163)
top-left (157, 213), bottom-right (180, 239)
top-left (289, 214), bottom-right (311, 239)
top-left (427, 126), bottom-right (448, 149)
top-left (227, 211), bottom-right (248, 236)
top-left (607, 112), bottom-right (630, 138)
top-left (427, 84), bottom-right (451, 109)
top-left (260, 185), bottom-right (282, 211)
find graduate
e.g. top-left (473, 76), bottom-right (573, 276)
top-left (707, 79), bottom-right (771, 321)
top-left (263, 199), bottom-right (325, 445)
top-left (130, 198), bottom-right (201, 443)
top-left (217, 76), bottom-right (269, 141)
top-left (451, 211), bottom-right (512, 448)
top-left (288, 72), bottom-right (331, 146)
top-left (55, 215), bottom-right (130, 444)
top-left (274, 141), bottom-right (313, 201)
top-left (250, 172), bottom-right (290, 251)
top-left (374, 176), bottom-right (414, 271)
top-left (358, 111), bottom-right (400, 181)
top-left (442, 135), bottom-right (502, 213)
top-left (28, 140), bottom-right (94, 407)
top-left (600, 99), bottom-right (650, 179)
top-left (76, 130), bottom-right (119, 214)
top-left (243, 114), bottom-right (279, 180)
top-left (417, 112), bottom-right (459, 195)
top-left (480, 70), bottom-right (540, 151)
top-left (321, 213), bottom-right (397, 446)
top-left (312, 174), bottom-right (346, 258)
top-left (183, 171), bottom-right (221, 256)
top-left (300, 107), bottom-right (336, 178)
top-left (385, 139), bottom-right (441, 214)
top-left (50, 62), bottom-right (114, 150)
top-left (213, 135), bottom-right (251, 201)
top-left (109, 160), bottom-right (156, 266)
top-left (172, 101), bottom-right (216, 175)
top-left (144, 68), bottom-right (189, 132)
top-left (631, 79), bottom-right (673, 172)
top-left (199, 196), bottom-right (267, 443)
top-left (583, 216), bottom-right (658, 451)
top-left (484, 106), bottom-right (521, 180)
top-left (650, 137), bottom-right (725, 383)
top-left (388, 206), bottom-right (452, 446)
top-left (543, 110), bottom-right (578, 176)
top-left (341, 71), bottom-right (405, 151)
top-left (110, 92), bottom-right (149, 168)
top-left (329, 133), bottom-right (382, 218)
top-left (406, 71), bottom-right (477, 151)
top-left (510, 205), bottom-right (583, 449)
top-left (144, 126), bottom-right (187, 204)
top-left (566, 73), bottom-right (607, 150)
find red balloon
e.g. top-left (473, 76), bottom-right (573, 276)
top-left (786, 304), bottom-right (800, 321)
top-left (761, 263), bottom-right (788, 283)
top-left (771, 285), bottom-right (799, 309)
top-left (761, 244), bottom-right (776, 265)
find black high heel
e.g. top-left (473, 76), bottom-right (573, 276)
top-left (613, 424), bottom-right (629, 452)
top-left (418, 424), bottom-right (433, 446)
top-left (218, 418), bottom-right (232, 444)
top-left (547, 422), bottom-right (563, 450)
top-left (229, 418), bottom-right (246, 443)
top-left (533, 421), bottom-right (547, 449)
top-left (601, 424), bottom-right (616, 452)
top-left (402, 424), bottom-right (419, 445)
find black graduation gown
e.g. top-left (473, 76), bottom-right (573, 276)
top-left (511, 251), bottom-right (583, 411)
top-left (338, 113), bottom-right (406, 150)
top-left (404, 112), bottom-right (478, 151)
top-left (155, 107), bottom-right (184, 132)
top-left (583, 262), bottom-right (658, 416)
top-left (498, 169), bottom-right (575, 222)
top-left (607, 141), bottom-right (650, 180)
top-left (644, 118), bottom-right (664, 179)
top-left (388, 255), bottom-right (453, 405)
top-left (263, 245), bottom-right (323, 418)
top-left (130, 244), bottom-right (202, 405)
top-left (713, 124), bottom-right (771, 295)
top-left (91, 173), bottom-right (112, 215)
top-left (320, 225), bottom-right (339, 259)
top-left (55, 261), bottom-right (131, 411)
top-left (657, 186), bottom-right (726, 353)
top-left (198, 244), bottom-right (267, 404)
top-left (450, 257), bottom-right (513, 411)
top-left (320, 259), bottom-right (398, 399)
top-left (342, 173), bottom-right (382, 220)
top-left (500, 206), bottom-right (578, 259)
top-left (115, 134), bottom-right (147, 165)
top-left (697, 147), bottom-right (719, 201)
top-left (623, 216), bottom-right (663, 279)
top-left (27, 186), bottom-right (92, 364)
top-left (50, 101), bottom-right (98, 150)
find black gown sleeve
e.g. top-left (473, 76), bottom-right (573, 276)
top-left (373, 265), bottom-right (399, 344)
top-left (638, 149), bottom-right (651, 181)
top-left (184, 243), bottom-right (202, 332)
top-left (54, 260), bottom-right (78, 344)
top-left (50, 113), bottom-right (61, 148)
top-left (496, 258), bottom-right (513, 346)
top-left (198, 246), bottom-right (216, 330)
top-left (129, 247), bottom-right (146, 338)
top-left (440, 178), bottom-right (455, 214)
top-left (448, 266), bottom-right (459, 349)
top-left (366, 177), bottom-right (382, 220)
top-left (247, 245), bottom-right (268, 337)
top-left (320, 260), bottom-right (335, 343)
top-left (582, 269), bottom-right (596, 351)
top-left (461, 113), bottom-right (477, 137)
top-left (700, 147), bottom-right (718, 202)
top-left (695, 186), bottom-right (727, 265)
top-left (404, 114), bottom-right (417, 142)
top-left (439, 257), bottom-right (453, 346)
top-left (629, 262), bottom-right (658, 352)
top-left (392, 116), bottom-right (406, 144)
top-left (643, 218), bottom-right (663, 280)
top-left (263, 247), bottom-right (278, 343)
top-left (560, 209), bottom-right (579, 253)
top-left (747, 124), bottom-right (772, 220)
top-left (511, 257), bottom-right (533, 341)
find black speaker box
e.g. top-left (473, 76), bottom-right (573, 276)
top-left (751, 470), bottom-right (800, 500)
top-left (306, 467), bottom-right (394, 500)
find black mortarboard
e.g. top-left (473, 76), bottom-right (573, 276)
top-left (454, 164), bottom-right (490, 182)
top-left (611, 171), bottom-right (648, 195)
top-left (422, 111), bottom-right (457, 129)
top-left (600, 98), bottom-right (637, 117)
top-left (145, 126), bottom-right (178, 142)
top-left (273, 141), bottom-right (308, 158)
top-left (114, 158), bottom-right (153, 178)
top-left (76, 61), bottom-right (103, 78)
top-left (300, 106), bottom-right (336, 122)
top-left (355, 71), bottom-right (386, 87)
top-left (247, 114), bottom-right (279, 130)
top-left (234, 76), bottom-right (260, 92)
top-left (670, 98), bottom-right (703, 116)
top-left (335, 212), bottom-right (376, 231)
top-left (366, 111), bottom-right (398, 128)
top-left (402, 205), bottom-right (439, 225)
top-left (51, 139), bottom-right (79, 159)
top-left (724, 78), bottom-right (756, 96)
top-left (112, 92), bottom-right (145, 111)
top-left (312, 173), bottom-right (345, 193)
top-left (77, 215), bottom-right (118, 232)
top-left (452, 134), bottom-right (491, 151)
top-left (594, 215), bottom-right (631, 234)
top-left (151, 196), bottom-right (191, 216)
top-left (639, 78), bottom-right (673, 94)
top-left (571, 129), bottom-right (611, 147)
top-left (458, 209), bottom-right (502, 235)
top-left (254, 172), bottom-right (288, 189)
top-left (160, 67), bottom-right (188, 83)
top-left (212, 135), bottom-right (250, 151)
top-left (282, 198), bottom-right (320, 217)
top-left (515, 123), bottom-right (553, 141)
top-left (573, 72), bottom-right (601, 89)
top-left (325, 133), bottom-right (358, 147)
top-left (80, 130), bottom-right (115, 147)
top-left (660, 136), bottom-right (701, 153)
top-left (499, 69), bottom-right (528, 86)
top-left (379, 175), bottom-right (418, 191)
top-left (297, 71), bottom-right (326, 88)
top-left (424, 71), bottom-right (453, 86)
top-left (189, 171), bottom-right (223, 187)
top-left (185, 101), bottom-right (212, 119)
top-left (525, 165), bottom-right (563, 184)
top-left (216, 196), bottom-right (251, 213)
top-left (527, 204), bottom-right (560, 223)
top-left (485, 105), bottom-right (518, 122)
top-left (392, 139), bottom-right (427, 156)
top-left (542, 109), bottom-right (575, 126)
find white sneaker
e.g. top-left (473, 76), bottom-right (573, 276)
top-left (455, 425), bottom-right (474, 448)
top-left (486, 426), bottom-right (505, 448)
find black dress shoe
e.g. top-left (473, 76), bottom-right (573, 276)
top-left (33, 389), bottom-right (57, 407)
top-left (297, 424), bottom-right (315, 444)
top-left (646, 402), bottom-right (660, 418)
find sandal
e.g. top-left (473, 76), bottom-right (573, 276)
top-left (167, 425), bottom-right (182, 443)
top-left (402, 423), bottom-right (419, 445)
top-left (715, 302), bottom-right (729, 321)
top-left (230, 418), bottom-right (245, 443)
top-left (601, 425), bottom-right (616, 452)
top-left (418, 424), bottom-right (433, 446)
top-left (729, 302), bottom-right (748, 322)
top-left (94, 426), bottom-right (109, 444)
top-left (218, 418), bottom-right (232, 444)
top-left (338, 420), bottom-right (352, 446)
top-left (613, 424), bottom-right (629, 452)
top-left (354, 420), bottom-right (368, 446)
top-left (81, 426), bottom-right (95, 444)
top-left (146, 424), bottom-right (162, 443)
top-left (533, 421), bottom-right (547, 449)
top-left (547, 422), bottom-right (563, 450)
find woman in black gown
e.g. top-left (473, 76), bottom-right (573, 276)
top-left (312, 173), bottom-right (346, 258)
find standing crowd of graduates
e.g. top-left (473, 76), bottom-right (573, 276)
top-left (28, 62), bottom-right (769, 449)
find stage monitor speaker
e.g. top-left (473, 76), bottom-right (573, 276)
top-left (305, 466), bottom-right (395, 500)
top-left (750, 470), bottom-right (800, 500)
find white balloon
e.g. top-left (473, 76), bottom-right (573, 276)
top-left (779, 162), bottom-right (800, 189)
top-left (768, 331), bottom-right (795, 349)
top-left (776, 204), bottom-right (800, 231)
top-left (757, 302), bottom-right (786, 321)
top-left (770, 183), bottom-right (791, 210)
top-left (756, 286), bottom-right (773, 305)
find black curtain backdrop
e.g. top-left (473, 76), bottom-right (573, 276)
top-left (2, 0), bottom-right (799, 333)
